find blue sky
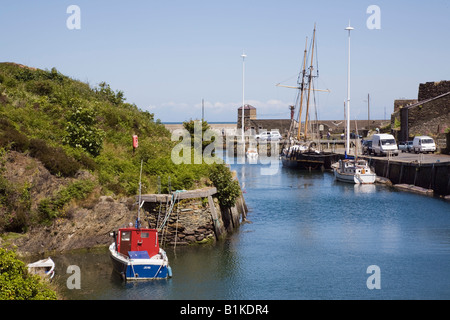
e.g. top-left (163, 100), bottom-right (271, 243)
top-left (1, 0), bottom-right (449, 122)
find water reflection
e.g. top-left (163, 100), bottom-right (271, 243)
top-left (353, 184), bottom-right (377, 194)
top-left (51, 160), bottom-right (450, 300)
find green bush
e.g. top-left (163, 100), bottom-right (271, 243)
top-left (0, 248), bottom-right (57, 300)
top-left (37, 179), bottom-right (95, 224)
top-left (0, 175), bottom-right (31, 233)
top-left (208, 164), bottom-right (241, 208)
top-left (25, 80), bottom-right (53, 96)
top-left (95, 81), bottom-right (125, 106)
top-left (63, 101), bottom-right (104, 157)
top-left (0, 119), bottom-right (30, 152)
top-left (29, 138), bottom-right (81, 177)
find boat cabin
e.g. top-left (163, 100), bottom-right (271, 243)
top-left (115, 228), bottom-right (159, 258)
top-left (338, 159), bottom-right (370, 174)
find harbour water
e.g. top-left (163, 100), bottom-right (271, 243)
top-left (53, 160), bottom-right (450, 300)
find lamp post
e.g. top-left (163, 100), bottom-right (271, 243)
top-left (241, 52), bottom-right (247, 143)
top-left (345, 23), bottom-right (354, 156)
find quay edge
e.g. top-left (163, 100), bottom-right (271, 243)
top-left (358, 155), bottom-right (450, 197)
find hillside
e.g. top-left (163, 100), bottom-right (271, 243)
top-left (0, 62), bottom-right (229, 242)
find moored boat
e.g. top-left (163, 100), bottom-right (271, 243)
top-left (109, 227), bottom-right (172, 281)
top-left (279, 25), bottom-right (333, 170)
top-left (109, 160), bottom-right (172, 281)
top-left (27, 257), bottom-right (55, 279)
top-left (246, 147), bottom-right (258, 159)
top-left (333, 159), bottom-right (376, 184)
top-left (282, 143), bottom-right (339, 170)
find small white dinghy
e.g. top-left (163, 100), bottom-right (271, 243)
top-left (27, 257), bottom-right (55, 279)
top-left (246, 147), bottom-right (258, 159)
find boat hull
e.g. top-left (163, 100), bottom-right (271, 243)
top-left (109, 243), bottom-right (172, 280)
top-left (27, 257), bottom-right (55, 279)
top-left (281, 152), bottom-right (339, 170)
top-left (334, 169), bottom-right (376, 184)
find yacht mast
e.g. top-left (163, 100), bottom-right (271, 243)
top-left (345, 22), bottom-right (354, 156)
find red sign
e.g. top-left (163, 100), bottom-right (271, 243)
top-left (132, 135), bottom-right (138, 149)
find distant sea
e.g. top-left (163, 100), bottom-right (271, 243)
top-left (163, 122), bottom-right (237, 125)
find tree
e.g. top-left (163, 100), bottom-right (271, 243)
top-left (182, 119), bottom-right (213, 152)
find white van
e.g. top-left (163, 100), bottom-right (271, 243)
top-left (412, 136), bottom-right (436, 154)
top-left (372, 134), bottom-right (399, 156)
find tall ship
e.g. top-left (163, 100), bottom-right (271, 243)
top-left (280, 25), bottom-right (339, 170)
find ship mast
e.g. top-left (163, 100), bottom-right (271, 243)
top-left (304, 24), bottom-right (316, 141)
top-left (276, 24), bottom-right (329, 143)
top-left (296, 37), bottom-right (308, 141)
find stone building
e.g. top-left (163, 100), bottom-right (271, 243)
top-left (393, 81), bottom-right (450, 142)
top-left (236, 104), bottom-right (389, 138)
top-left (237, 104), bottom-right (296, 137)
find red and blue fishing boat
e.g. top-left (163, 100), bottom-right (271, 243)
top-left (109, 224), bottom-right (172, 281)
top-left (109, 160), bottom-right (172, 281)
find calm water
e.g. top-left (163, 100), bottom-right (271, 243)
top-left (53, 160), bottom-right (450, 300)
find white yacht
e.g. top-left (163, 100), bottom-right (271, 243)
top-left (334, 159), bottom-right (376, 184)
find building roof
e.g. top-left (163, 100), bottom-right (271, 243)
top-left (238, 104), bottom-right (256, 110)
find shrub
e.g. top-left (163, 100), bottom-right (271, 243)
top-left (95, 81), bottom-right (125, 106)
top-left (0, 119), bottom-right (30, 152)
top-left (37, 179), bottom-right (95, 224)
top-left (0, 248), bottom-right (57, 300)
top-left (29, 138), bottom-right (81, 177)
top-left (63, 101), bottom-right (104, 157)
top-left (26, 80), bottom-right (53, 96)
top-left (208, 164), bottom-right (241, 208)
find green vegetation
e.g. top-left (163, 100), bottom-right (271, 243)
top-left (0, 63), bottom-right (240, 233)
top-left (393, 117), bottom-right (401, 130)
top-left (0, 248), bottom-right (57, 300)
top-left (209, 164), bottom-right (241, 207)
top-left (37, 179), bottom-right (96, 225)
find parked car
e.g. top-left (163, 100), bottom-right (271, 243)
top-left (412, 136), bottom-right (436, 154)
top-left (372, 134), bottom-right (399, 156)
top-left (362, 140), bottom-right (373, 155)
top-left (398, 141), bottom-right (413, 153)
top-left (255, 130), bottom-right (282, 141)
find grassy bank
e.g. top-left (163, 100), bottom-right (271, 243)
top-left (0, 63), bottom-right (240, 234)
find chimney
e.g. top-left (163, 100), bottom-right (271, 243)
top-left (289, 105), bottom-right (295, 120)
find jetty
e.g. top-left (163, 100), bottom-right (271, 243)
top-left (359, 154), bottom-right (450, 197)
top-left (137, 187), bottom-right (248, 246)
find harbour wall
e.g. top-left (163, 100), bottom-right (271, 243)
top-left (360, 156), bottom-right (450, 197)
top-left (139, 186), bottom-right (248, 246)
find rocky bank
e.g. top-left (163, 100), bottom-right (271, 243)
top-left (1, 153), bottom-right (247, 256)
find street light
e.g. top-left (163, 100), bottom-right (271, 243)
top-left (241, 52), bottom-right (247, 143)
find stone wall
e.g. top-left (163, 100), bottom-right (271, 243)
top-left (144, 197), bottom-right (221, 245)
top-left (418, 81), bottom-right (450, 101)
top-left (394, 99), bottom-right (418, 113)
top-left (409, 85), bottom-right (450, 138)
top-left (141, 188), bottom-right (248, 246)
top-left (394, 81), bottom-right (450, 142)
